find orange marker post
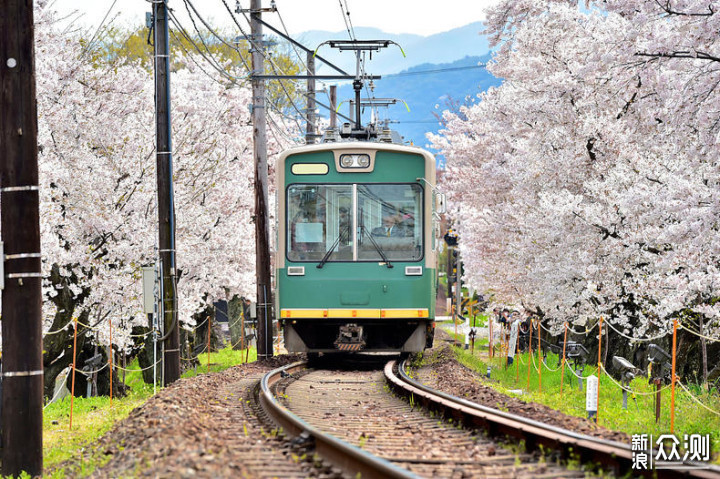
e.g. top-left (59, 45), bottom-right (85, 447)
top-left (515, 338), bottom-right (520, 381)
top-left (560, 322), bottom-right (568, 395)
top-left (671, 319), bottom-right (678, 433)
top-left (489, 315), bottom-right (493, 359)
top-left (109, 318), bottom-right (113, 405)
top-left (537, 319), bottom-right (543, 392)
top-left (596, 316), bottom-right (603, 424)
top-left (526, 322), bottom-right (533, 391)
top-left (69, 318), bottom-right (78, 430)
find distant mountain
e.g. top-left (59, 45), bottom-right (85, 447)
top-left (334, 54), bottom-right (502, 165)
top-left (289, 22), bottom-right (488, 76)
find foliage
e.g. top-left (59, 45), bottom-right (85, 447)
top-left (430, 0), bottom-right (720, 340)
top-left (88, 23), bottom-right (302, 113)
top-left (0, 3), bottom-right (300, 354)
top-left (43, 358), bottom-right (154, 475)
top-left (43, 347), bottom-right (257, 476)
top-left (453, 345), bottom-right (720, 463)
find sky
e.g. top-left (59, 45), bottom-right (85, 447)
top-left (48, 0), bottom-right (502, 37)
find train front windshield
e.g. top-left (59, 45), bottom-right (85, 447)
top-left (287, 184), bottom-right (423, 263)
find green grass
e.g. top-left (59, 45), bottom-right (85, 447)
top-left (182, 345), bottom-right (257, 378)
top-left (42, 345), bottom-right (257, 477)
top-left (450, 344), bottom-right (720, 464)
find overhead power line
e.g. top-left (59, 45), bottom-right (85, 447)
top-left (390, 64), bottom-right (488, 77)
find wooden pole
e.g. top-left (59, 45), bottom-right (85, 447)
top-left (153, 0), bottom-right (180, 385)
top-left (699, 316), bottom-right (708, 390)
top-left (251, 0), bottom-right (273, 359)
top-left (1, 1), bottom-right (44, 472)
top-left (671, 319), bottom-right (678, 433)
top-left (305, 52), bottom-right (316, 144)
top-left (329, 85), bottom-right (337, 129)
top-left (560, 322), bottom-right (568, 395)
top-left (596, 316), bottom-right (603, 424)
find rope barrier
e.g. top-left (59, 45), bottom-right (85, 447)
top-left (678, 322), bottom-right (720, 343)
top-left (604, 320), bottom-right (669, 342)
top-left (185, 315), bottom-right (210, 332)
top-left (127, 329), bottom-right (154, 338)
top-left (563, 359), bottom-right (590, 379)
top-left (677, 381), bottom-right (720, 417)
top-left (75, 320), bottom-right (102, 331)
top-left (530, 352), bottom-right (541, 373)
top-left (541, 357), bottom-right (563, 372)
top-left (598, 363), bottom-right (671, 396)
top-left (72, 362), bottom-right (108, 375)
top-left (113, 359), bottom-right (162, 373)
top-left (43, 369), bottom-right (71, 409)
top-left (517, 352), bottom-right (527, 365)
top-left (43, 318), bottom-right (75, 336)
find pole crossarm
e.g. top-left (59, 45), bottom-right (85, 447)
top-left (252, 74), bottom-right (381, 80)
top-left (255, 17), bottom-right (350, 75)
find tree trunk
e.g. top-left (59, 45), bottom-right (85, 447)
top-left (42, 264), bottom-right (91, 399)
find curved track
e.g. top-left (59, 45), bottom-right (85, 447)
top-left (388, 359), bottom-right (720, 479)
top-left (259, 361), bottom-right (414, 479)
top-left (260, 360), bottom-right (583, 478)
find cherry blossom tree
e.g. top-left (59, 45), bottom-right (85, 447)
top-left (432, 0), bottom-right (720, 349)
top-left (0, 2), bottom-right (298, 393)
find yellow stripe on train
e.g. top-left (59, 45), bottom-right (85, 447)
top-left (281, 308), bottom-right (428, 319)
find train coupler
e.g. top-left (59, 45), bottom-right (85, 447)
top-left (334, 323), bottom-right (366, 352)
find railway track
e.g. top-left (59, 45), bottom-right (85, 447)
top-left (260, 360), bottom-right (584, 478)
top-left (390, 359), bottom-right (720, 479)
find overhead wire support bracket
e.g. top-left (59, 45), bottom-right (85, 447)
top-left (252, 74), bottom-right (381, 80)
top-left (255, 17), bottom-right (351, 76)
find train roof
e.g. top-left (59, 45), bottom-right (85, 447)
top-left (277, 140), bottom-right (436, 163)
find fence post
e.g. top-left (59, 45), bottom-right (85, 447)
top-left (560, 322), bottom-right (568, 395)
top-left (537, 319), bottom-right (542, 392)
top-left (671, 319), bottom-right (678, 433)
top-left (489, 315), bottom-right (493, 358)
top-left (109, 318), bottom-right (113, 405)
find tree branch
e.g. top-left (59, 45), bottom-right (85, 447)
top-left (654, 0), bottom-right (714, 17)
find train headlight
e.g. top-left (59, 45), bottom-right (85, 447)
top-left (339, 153), bottom-right (371, 169)
top-left (340, 155), bottom-right (355, 168)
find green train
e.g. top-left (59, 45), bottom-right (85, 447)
top-left (276, 140), bottom-right (441, 353)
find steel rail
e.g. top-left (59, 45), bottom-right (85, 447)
top-left (259, 361), bottom-right (416, 479)
top-left (387, 360), bottom-right (720, 479)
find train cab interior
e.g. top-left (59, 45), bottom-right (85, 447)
top-left (287, 183), bottom-right (423, 264)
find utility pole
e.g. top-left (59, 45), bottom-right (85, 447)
top-left (251, 0), bottom-right (273, 358)
top-left (153, 1), bottom-right (180, 383)
top-left (0, 0), bottom-right (43, 475)
top-left (305, 52), bottom-right (316, 144)
top-left (329, 85), bottom-right (337, 129)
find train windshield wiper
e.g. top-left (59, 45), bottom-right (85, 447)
top-left (361, 226), bottom-right (393, 268)
top-left (316, 234), bottom-right (342, 269)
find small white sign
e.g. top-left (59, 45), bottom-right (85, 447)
top-left (586, 375), bottom-right (598, 412)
